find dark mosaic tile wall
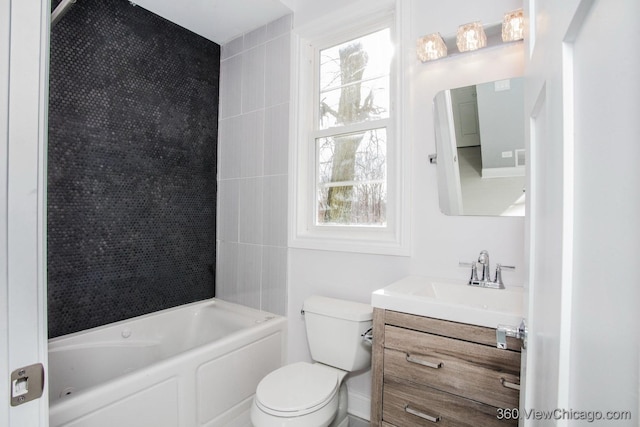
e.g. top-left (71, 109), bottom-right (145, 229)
top-left (48, 0), bottom-right (219, 338)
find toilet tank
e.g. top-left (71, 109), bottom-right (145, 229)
top-left (303, 296), bottom-right (373, 372)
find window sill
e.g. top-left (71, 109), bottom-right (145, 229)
top-left (289, 228), bottom-right (410, 256)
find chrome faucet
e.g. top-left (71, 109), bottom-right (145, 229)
top-left (459, 250), bottom-right (515, 289)
top-left (477, 250), bottom-right (491, 281)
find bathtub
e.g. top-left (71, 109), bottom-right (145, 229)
top-left (48, 299), bottom-right (287, 427)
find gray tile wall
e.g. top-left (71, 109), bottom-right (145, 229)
top-left (216, 15), bottom-right (291, 315)
top-left (47, 0), bottom-right (220, 338)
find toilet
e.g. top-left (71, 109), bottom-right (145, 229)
top-left (251, 296), bottom-right (373, 427)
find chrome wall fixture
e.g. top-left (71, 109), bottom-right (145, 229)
top-left (417, 8), bottom-right (524, 62)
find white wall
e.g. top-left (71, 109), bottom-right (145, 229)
top-left (566, 0), bottom-right (639, 420)
top-left (292, 0), bottom-right (365, 27)
top-left (409, 0), bottom-right (524, 281)
top-left (287, 0), bottom-right (525, 419)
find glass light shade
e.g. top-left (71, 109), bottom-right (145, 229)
top-left (417, 33), bottom-right (447, 62)
top-left (502, 9), bottom-right (524, 42)
top-left (456, 21), bottom-right (487, 52)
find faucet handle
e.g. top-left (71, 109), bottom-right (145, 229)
top-left (459, 261), bottom-right (479, 283)
top-left (494, 264), bottom-right (515, 287)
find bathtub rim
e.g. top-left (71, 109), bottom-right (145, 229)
top-left (48, 297), bottom-right (281, 346)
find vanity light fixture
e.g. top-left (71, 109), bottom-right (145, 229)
top-left (502, 8), bottom-right (524, 42)
top-left (417, 12), bottom-right (525, 63)
top-left (417, 33), bottom-right (447, 62)
top-left (456, 21), bottom-right (487, 52)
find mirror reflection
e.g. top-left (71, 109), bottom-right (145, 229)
top-left (433, 77), bottom-right (525, 216)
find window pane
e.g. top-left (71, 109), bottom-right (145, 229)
top-left (319, 77), bottom-right (389, 129)
top-left (317, 184), bottom-right (387, 226)
top-left (316, 128), bottom-right (387, 225)
top-left (318, 28), bottom-right (391, 130)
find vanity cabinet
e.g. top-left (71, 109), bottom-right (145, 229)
top-left (371, 308), bottom-right (522, 427)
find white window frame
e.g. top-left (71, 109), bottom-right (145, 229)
top-left (289, 1), bottom-right (410, 256)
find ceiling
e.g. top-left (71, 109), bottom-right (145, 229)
top-left (131, 0), bottom-right (293, 44)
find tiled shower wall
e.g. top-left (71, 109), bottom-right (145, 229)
top-left (47, 0), bottom-right (220, 338)
top-left (216, 15), bottom-right (291, 315)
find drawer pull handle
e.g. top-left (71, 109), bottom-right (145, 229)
top-left (405, 405), bottom-right (441, 423)
top-left (406, 353), bottom-right (443, 369)
top-left (500, 377), bottom-right (520, 391)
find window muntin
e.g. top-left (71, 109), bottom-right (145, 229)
top-left (314, 27), bottom-right (392, 226)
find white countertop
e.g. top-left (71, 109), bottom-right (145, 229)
top-left (371, 276), bottom-right (524, 329)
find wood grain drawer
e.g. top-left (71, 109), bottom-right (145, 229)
top-left (384, 311), bottom-right (522, 351)
top-left (383, 377), bottom-right (517, 427)
top-left (384, 325), bottom-right (520, 408)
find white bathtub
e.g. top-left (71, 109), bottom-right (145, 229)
top-left (48, 299), bottom-right (287, 427)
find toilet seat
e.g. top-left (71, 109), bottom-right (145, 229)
top-left (255, 362), bottom-right (340, 417)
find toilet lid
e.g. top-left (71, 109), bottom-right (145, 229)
top-left (255, 362), bottom-right (339, 416)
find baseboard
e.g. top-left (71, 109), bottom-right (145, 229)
top-left (482, 165), bottom-right (525, 178)
top-left (348, 414), bottom-right (371, 427)
top-left (348, 390), bottom-right (371, 421)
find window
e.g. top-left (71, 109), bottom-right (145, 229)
top-left (316, 29), bottom-right (391, 227)
top-left (290, 7), bottom-right (409, 255)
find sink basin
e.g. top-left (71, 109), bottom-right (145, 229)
top-left (371, 276), bottom-right (524, 328)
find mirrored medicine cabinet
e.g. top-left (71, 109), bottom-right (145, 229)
top-left (433, 77), bottom-right (525, 217)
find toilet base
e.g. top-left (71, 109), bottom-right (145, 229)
top-left (332, 416), bottom-right (349, 427)
top-left (328, 383), bottom-right (348, 427)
